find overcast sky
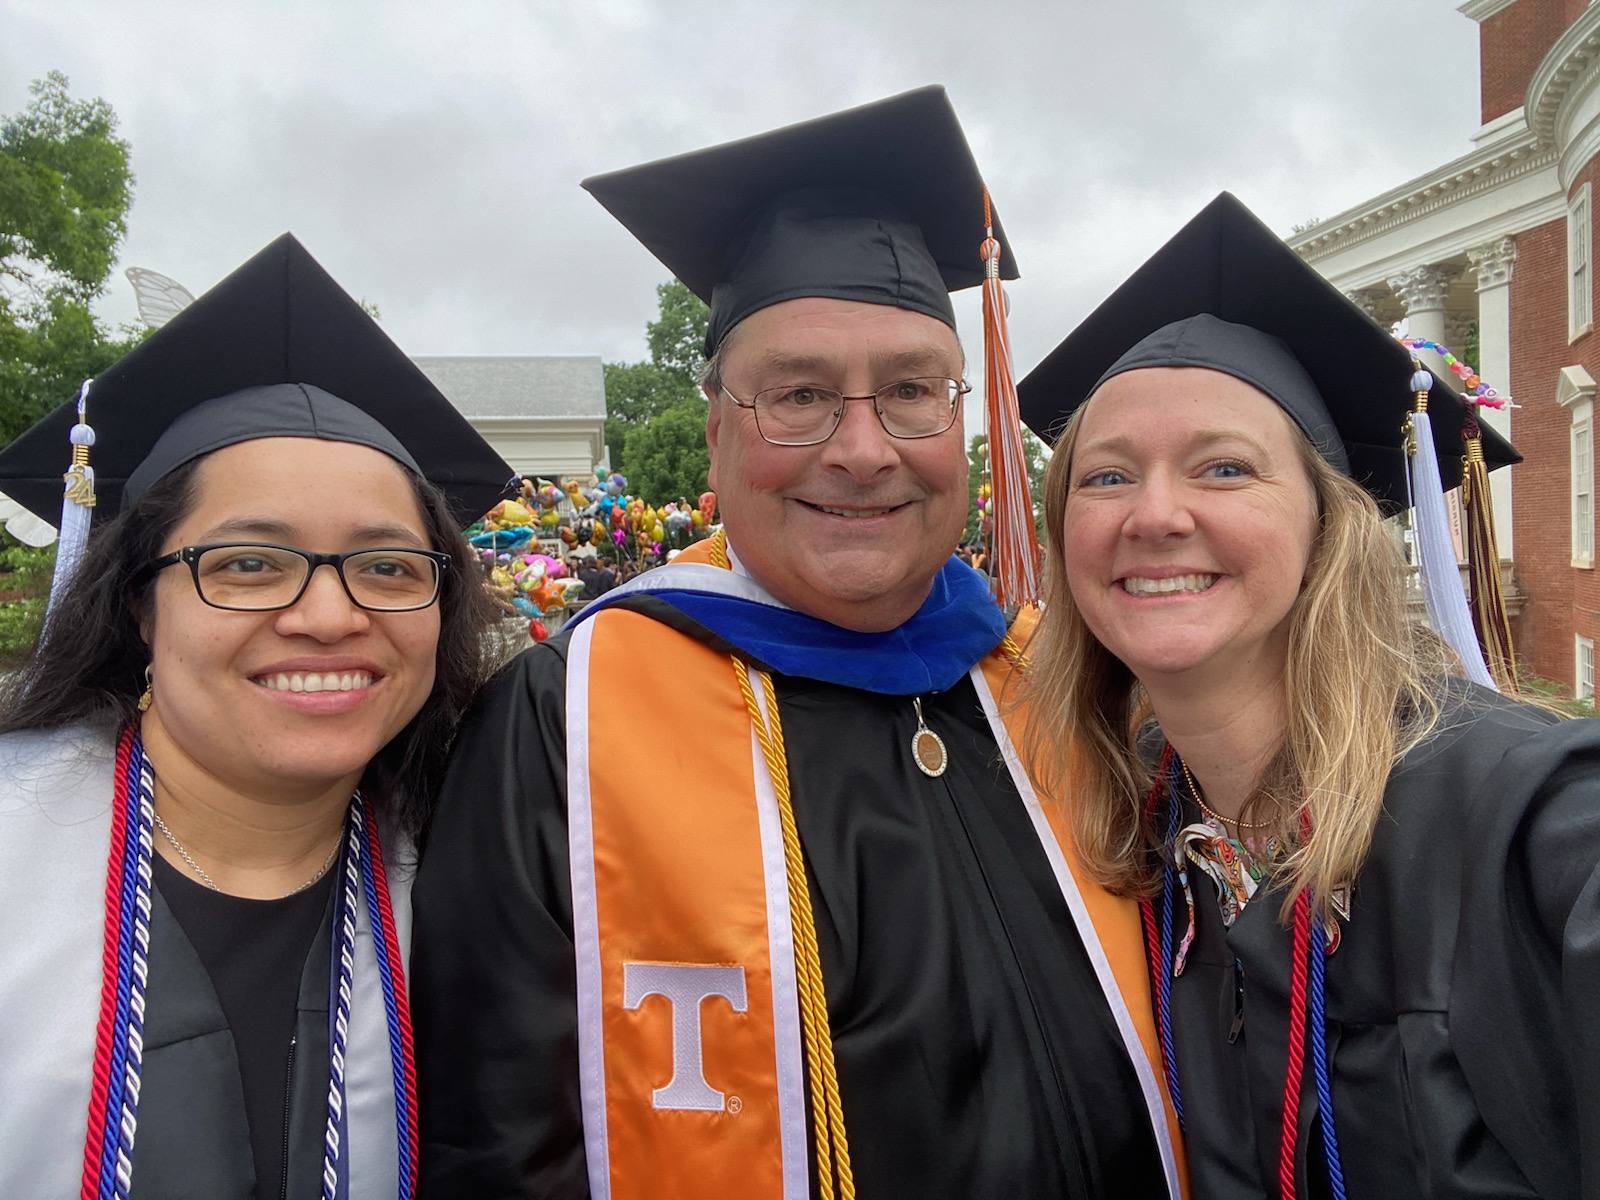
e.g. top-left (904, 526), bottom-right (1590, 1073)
top-left (3, 0), bottom-right (1483, 384)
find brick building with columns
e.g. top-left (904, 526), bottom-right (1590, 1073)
top-left (1291, 0), bottom-right (1600, 695)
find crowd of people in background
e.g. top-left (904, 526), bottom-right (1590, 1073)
top-left (955, 542), bottom-right (989, 575)
top-left (555, 551), bottom-right (645, 601)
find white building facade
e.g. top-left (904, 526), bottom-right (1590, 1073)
top-left (1290, 0), bottom-right (1600, 691)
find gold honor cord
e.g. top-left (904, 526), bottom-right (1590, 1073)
top-left (709, 531), bottom-right (855, 1199)
top-left (1460, 428), bottom-right (1520, 691)
top-left (998, 633), bottom-right (1028, 671)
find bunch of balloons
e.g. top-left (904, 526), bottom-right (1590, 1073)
top-left (468, 496), bottom-right (540, 553)
top-left (972, 478), bottom-right (992, 535)
top-left (479, 547), bottom-right (583, 619)
top-left (507, 468), bottom-right (719, 560)
top-left (461, 473), bottom-right (722, 616)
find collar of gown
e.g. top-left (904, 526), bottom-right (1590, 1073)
top-left (567, 543), bottom-right (1005, 696)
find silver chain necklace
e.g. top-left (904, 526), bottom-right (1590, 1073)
top-left (152, 810), bottom-right (342, 898)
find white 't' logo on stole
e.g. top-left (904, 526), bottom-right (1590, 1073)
top-left (622, 962), bottom-right (747, 1111)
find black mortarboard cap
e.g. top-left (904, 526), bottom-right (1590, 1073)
top-left (1016, 192), bottom-right (1520, 509)
top-left (121, 383), bottom-right (422, 507)
top-left (0, 234), bottom-right (516, 525)
top-left (582, 86), bottom-right (1018, 356)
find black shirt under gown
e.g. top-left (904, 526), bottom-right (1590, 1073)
top-left (409, 626), bottom-right (1170, 1199)
top-left (129, 855), bottom-right (334, 1199)
top-left (1157, 680), bottom-right (1600, 1199)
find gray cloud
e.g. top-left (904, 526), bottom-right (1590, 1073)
top-left (2, 0), bottom-right (1480, 378)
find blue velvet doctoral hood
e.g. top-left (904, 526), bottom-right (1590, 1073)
top-left (568, 555), bottom-right (1005, 696)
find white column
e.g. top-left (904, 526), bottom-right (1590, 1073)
top-left (1445, 309), bottom-right (1476, 351)
top-left (1468, 237), bottom-right (1517, 558)
top-left (1389, 263), bottom-right (1468, 559)
top-left (1387, 262), bottom-right (1464, 370)
top-left (1344, 287), bottom-right (1389, 322)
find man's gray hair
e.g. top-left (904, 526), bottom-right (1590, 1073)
top-left (698, 343), bottom-right (726, 398)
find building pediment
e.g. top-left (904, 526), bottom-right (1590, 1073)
top-left (1293, 6), bottom-right (1600, 270)
top-left (1456, 0), bottom-right (1517, 21)
top-left (1558, 365), bottom-right (1598, 409)
top-left (1291, 123), bottom-right (1553, 265)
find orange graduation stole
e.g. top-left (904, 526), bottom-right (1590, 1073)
top-left (565, 598), bottom-right (1186, 1199)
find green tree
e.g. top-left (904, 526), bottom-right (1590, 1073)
top-left (604, 280), bottom-right (712, 500)
top-left (1, 71), bottom-right (131, 299)
top-left (1024, 427), bottom-right (1050, 541)
top-left (0, 72), bottom-right (141, 444)
top-left (964, 434), bottom-right (988, 543)
top-left (644, 278), bottom-right (711, 381)
top-left (0, 73), bottom-right (139, 655)
top-left (0, 290), bottom-right (142, 444)
top-left (602, 358), bottom-right (692, 477)
top-left (622, 403), bottom-right (710, 507)
top-left (0, 537), bottom-right (53, 665)
top-left (963, 429), bottom-right (1051, 545)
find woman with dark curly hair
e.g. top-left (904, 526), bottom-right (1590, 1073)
top-left (0, 235), bottom-right (509, 1200)
top-left (1016, 194), bottom-right (1600, 1199)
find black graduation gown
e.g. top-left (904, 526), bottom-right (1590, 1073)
top-left (410, 627), bottom-right (1169, 1199)
top-left (1162, 682), bottom-right (1600, 1199)
top-left (128, 880), bottom-right (333, 1199)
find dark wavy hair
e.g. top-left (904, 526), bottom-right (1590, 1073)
top-left (0, 454), bottom-right (498, 838)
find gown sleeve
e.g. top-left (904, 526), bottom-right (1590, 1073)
top-left (411, 639), bottom-right (588, 1200)
top-left (1450, 713), bottom-right (1600, 1200)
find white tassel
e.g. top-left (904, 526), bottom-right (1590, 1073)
top-left (1407, 393), bottom-right (1496, 690)
top-left (47, 380), bottom-right (97, 614)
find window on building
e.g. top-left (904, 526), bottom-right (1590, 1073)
top-left (1578, 635), bottom-right (1595, 701)
top-left (1575, 401), bottom-right (1594, 565)
top-left (1572, 184), bottom-right (1593, 341)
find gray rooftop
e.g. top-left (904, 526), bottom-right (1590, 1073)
top-left (411, 355), bottom-right (605, 420)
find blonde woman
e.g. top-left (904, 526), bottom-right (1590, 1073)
top-left (1017, 195), bottom-right (1593, 1200)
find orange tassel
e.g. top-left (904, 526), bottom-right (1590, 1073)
top-left (980, 188), bottom-right (1040, 609)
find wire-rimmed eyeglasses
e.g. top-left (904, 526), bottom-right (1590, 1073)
top-left (138, 543), bottom-right (451, 612)
top-left (720, 376), bottom-right (969, 447)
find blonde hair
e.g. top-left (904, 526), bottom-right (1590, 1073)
top-left (1022, 400), bottom-right (1445, 922)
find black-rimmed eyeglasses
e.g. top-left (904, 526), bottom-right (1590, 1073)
top-left (139, 543), bottom-right (451, 612)
top-left (720, 376), bottom-right (969, 447)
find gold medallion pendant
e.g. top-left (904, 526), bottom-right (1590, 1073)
top-left (911, 696), bottom-right (948, 778)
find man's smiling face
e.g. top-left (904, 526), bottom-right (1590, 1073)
top-left (706, 295), bottom-right (969, 633)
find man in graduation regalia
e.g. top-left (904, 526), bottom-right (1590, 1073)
top-left (410, 88), bottom-right (1183, 1199)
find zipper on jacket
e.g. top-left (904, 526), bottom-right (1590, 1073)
top-left (1228, 961), bottom-right (1246, 1044)
top-left (280, 1034), bottom-right (298, 1200)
